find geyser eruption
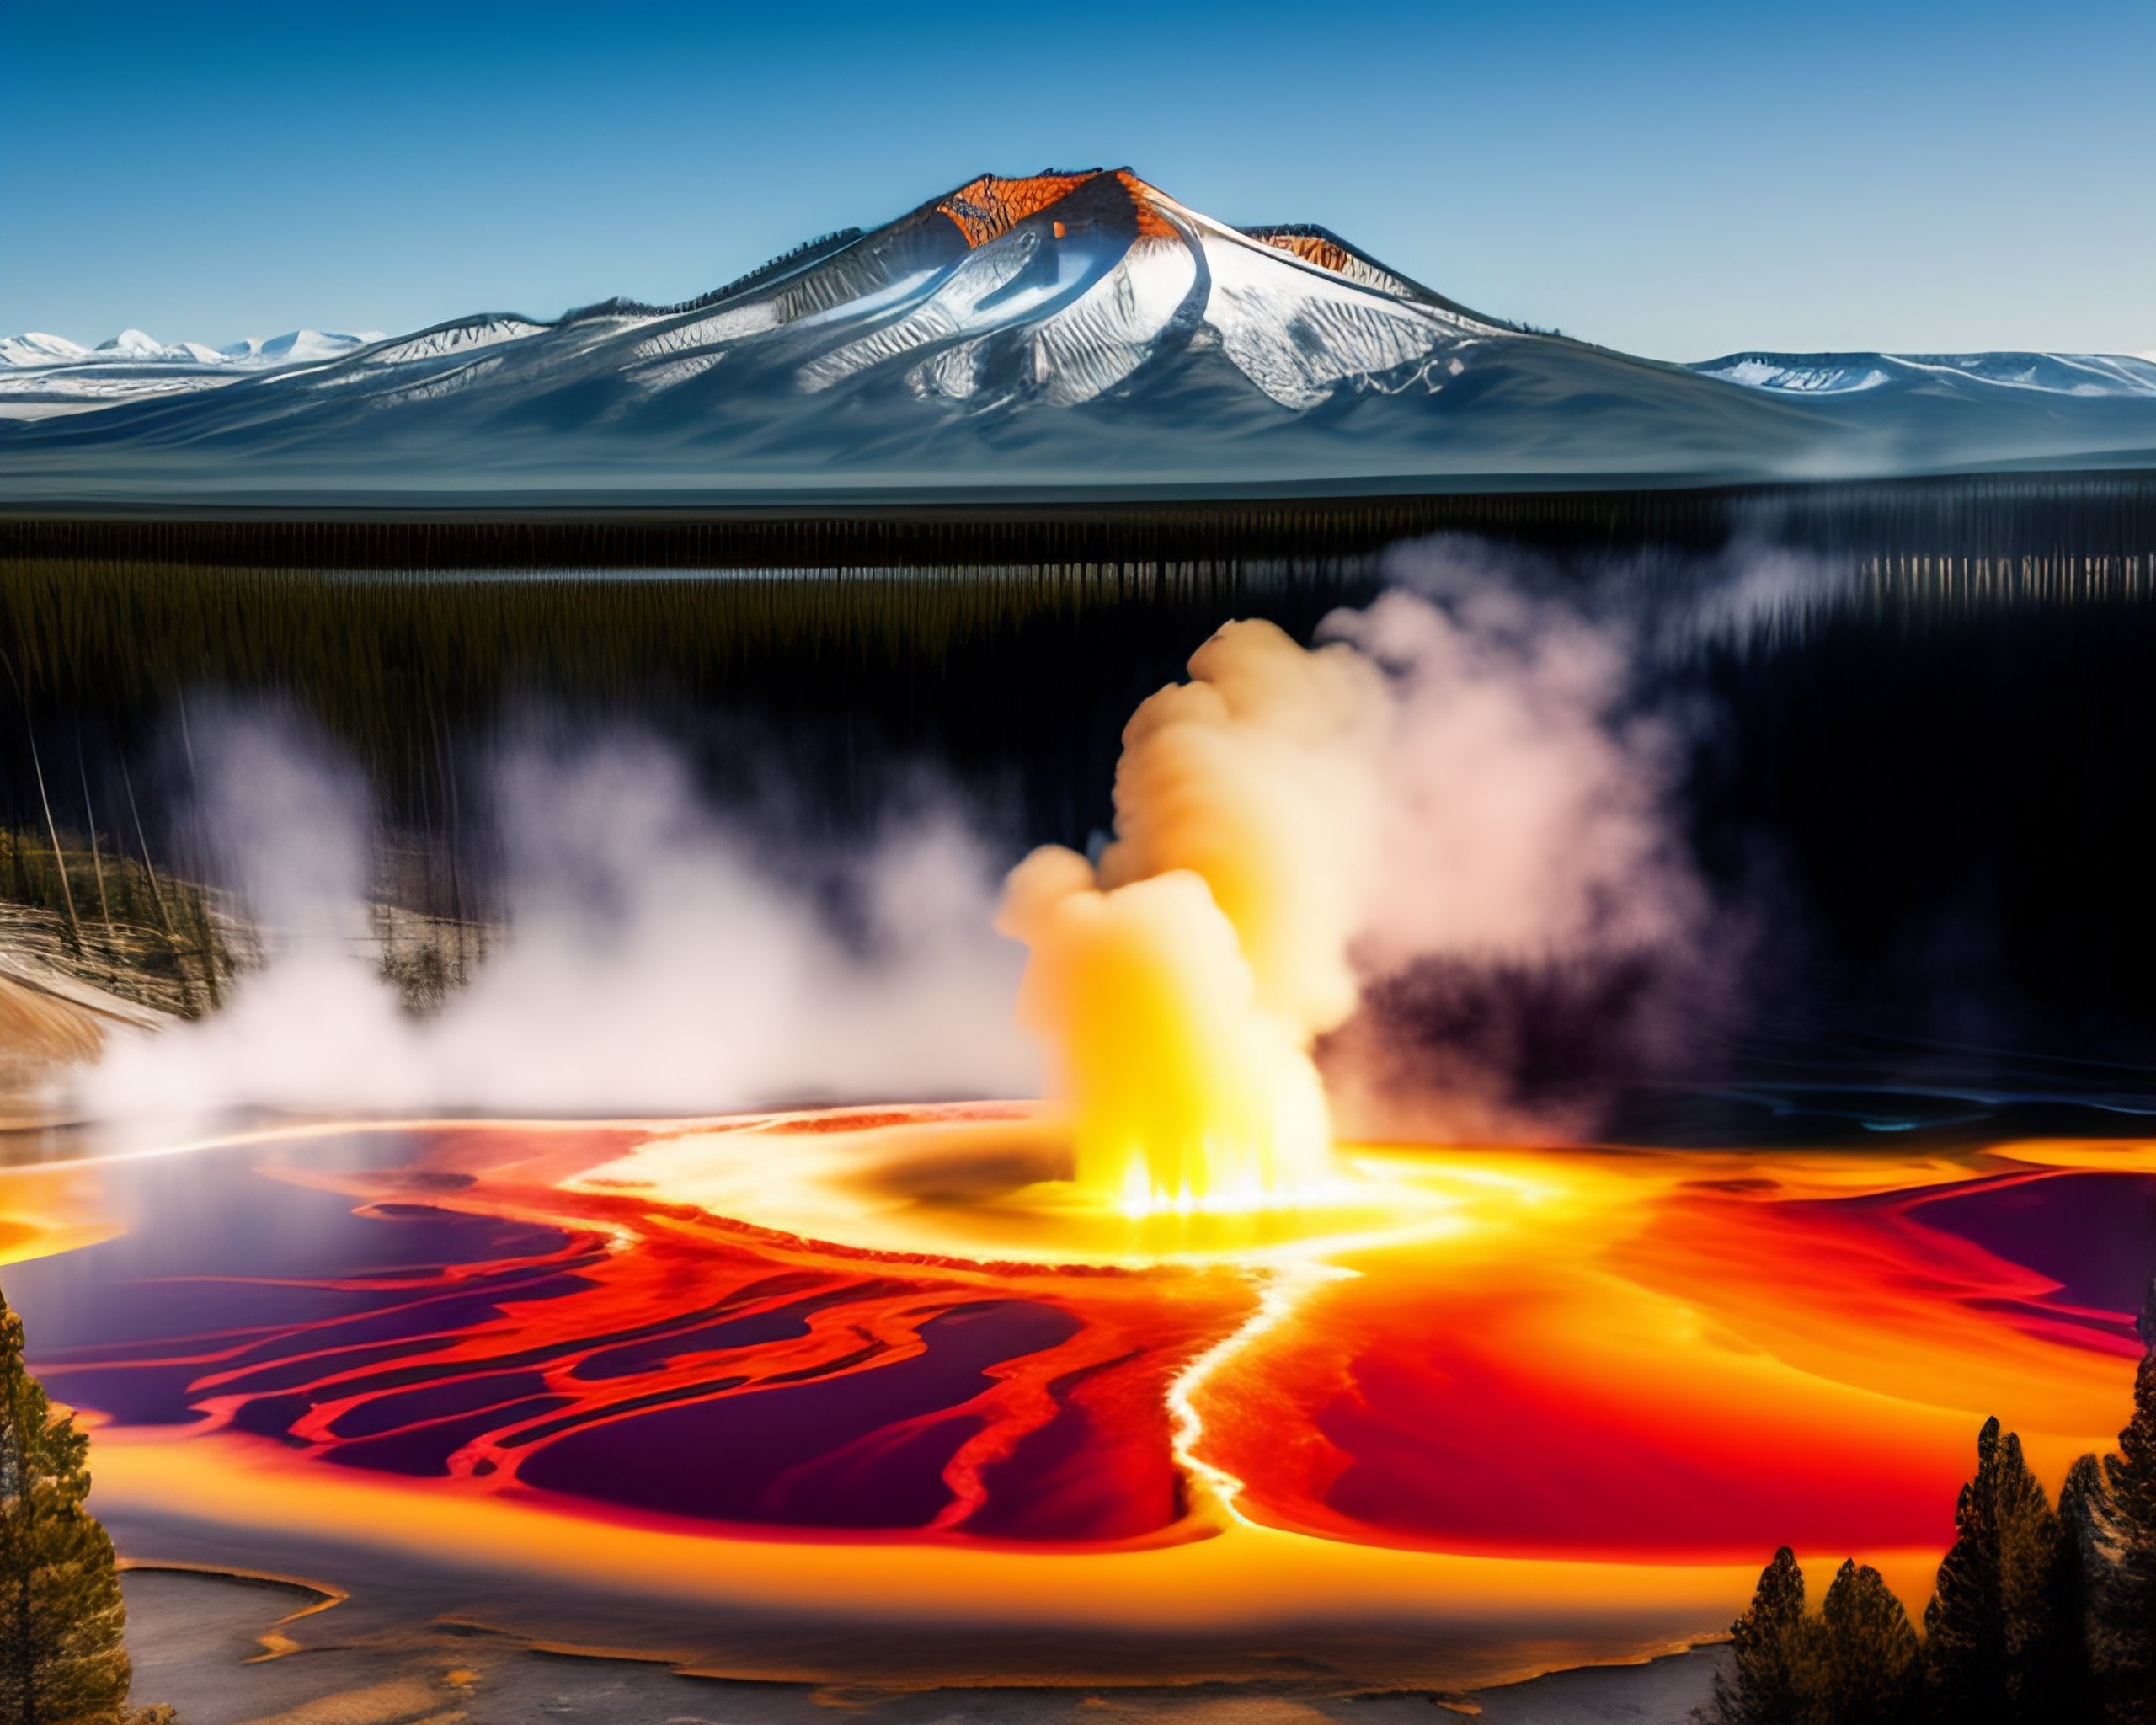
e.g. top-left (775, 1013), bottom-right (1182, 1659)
top-left (996, 559), bottom-right (1719, 1213)
top-left (996, 620), bottom-right (1385, 1212)
top-left (67, 538), bottom-right (1714, 1193)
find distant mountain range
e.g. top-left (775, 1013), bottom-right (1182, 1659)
top-left (0, 326), bottom-right (384, 372)
top-left (3, 168), bottom-right (2152, 505)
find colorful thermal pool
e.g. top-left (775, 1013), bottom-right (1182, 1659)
top-left (2, 1106), bottom-right (2151, 1685)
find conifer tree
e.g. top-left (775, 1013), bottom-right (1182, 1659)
top-left (1997, 1423), bottom-right (2078, 1717)
top-left (1925, 1418), bottom-right (2011, 1718)
top-left (2093, 1279), bottom-right (2156, 1722)
top-left (1819, 1557), bottom-right (1924, 1725)
top-left (2057, 1451), bottom-right (2110, 1722)
top-left (0, 1285), bottom-right (163, 1725)
top-left (1924, 1415), bottom-right (2072, 1724)
top-left (1709, 1546), bottom-right (1827, 1725)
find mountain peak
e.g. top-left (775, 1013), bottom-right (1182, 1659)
top-left (7, 171), bottom-right (2156, 496)
top-left (0, 332), bottom-right (90, 366)
top-left (931, 168), bottom-right (1180, 247)
top-left (935, 171), bottom-right (1102, 246)
top-left (97, 328), bottom-right (167, 355)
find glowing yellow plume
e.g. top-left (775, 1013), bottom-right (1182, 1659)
top-left (996, 620), bottom-right (1385, 1212)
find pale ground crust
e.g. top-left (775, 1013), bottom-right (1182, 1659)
top-left (122, 1567), bottom-right (1729, 1725)
top-left (0, 918), bottom-right (175, 1126)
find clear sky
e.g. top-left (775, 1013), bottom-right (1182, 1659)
top-left (6, 0), bottom-right (2153, 363)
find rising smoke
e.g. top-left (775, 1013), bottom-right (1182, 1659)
top-left (78, 538), bottom-right (1764, 1144)
top-left (83, 716), bottom-right (1036, 1119)
top-left (995, 543), bottom-right (1729, 1177)
top-left (1319, 541), bottom-right (1732, 1140)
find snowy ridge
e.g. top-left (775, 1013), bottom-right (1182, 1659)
top-left (3, 168), bottom-right (2153, 494)
top-left (3, 326), bottom-right (384, 371)
top-left (1695, 350), bottom-right (2156, 398)
top-left (225, 329), bottom-right (387, 364)
top-left (0, 334), bottom-right (92, 366)
top-left (360, 318), bottom-right (544, 367)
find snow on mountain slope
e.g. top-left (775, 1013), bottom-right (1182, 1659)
top-left (0, 323), bottom-right (392, 423)
top-left (94, 328), bottom-right (181, 359)
top-left (1194, 217), bottom-right (1468, 409)
top-left (1694, 350), bottom-right (2156, 398)
top-left (3, 168), bottom-right (2153, 499)
top-left (222, 329), bottom-right (388, 363)
top-left (357, 320), bottom-right (538, 366)
top-left (2, 326), bottom-right (383, 372)
top-left (0, 333), bottom-right (91, 366)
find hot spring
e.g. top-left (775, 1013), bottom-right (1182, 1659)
top-left (6, 485), bottom-right (2156, 1690)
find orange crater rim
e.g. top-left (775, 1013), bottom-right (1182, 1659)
top-left (932, 169), bottom-right (1186, 248)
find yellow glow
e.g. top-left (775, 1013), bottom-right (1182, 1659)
top-left (80, 1428), bottom-right (1860, 1690)
top-left (994, 619), bottom-right (1386, 1215)
top-left (1000, 852), bottom-right (1340, 1213)
top-left (14, 1114), bottom-right (2148, 1686)
top-left (575, 1105), bottom-right (1500, 1268)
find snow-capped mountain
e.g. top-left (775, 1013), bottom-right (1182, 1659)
top-left (1693, 351), bottom-right (2156, 399)
top-left (2, 168), bottom-right (2151, 502)
top-left (216, 329), bottom-right (387, 364)
top-left (93, 328), bottom-right (225, 365)
top-left (0, 324), bottom-right (387, 427)
top-left (2, 327), bottom-right (383, 370)
top-left (0, 333), bottom-right (93, 367)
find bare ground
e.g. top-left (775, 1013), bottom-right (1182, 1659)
top-left (0, 919), bottom-right (169, 1127)
top-left (120, 1569), bottom-right (1726, 1725)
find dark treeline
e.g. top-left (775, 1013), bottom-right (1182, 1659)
top-left (0, 553), bottom-right (1379, 877)
top-left (1712, 1283), bottom-right (2156, 1724)
top-left (7, 479), bottom-right (2156, 1046)
top-left (568, 225), bottom-right (867, 322)
top-left (6, 470), bottom-right (2156, 570)
top-left (1690, 564), bottom-right (2156, 1034)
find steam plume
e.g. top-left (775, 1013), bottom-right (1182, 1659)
top-left (77, 542), bottom-right (1732, 1155)
top-left (1001, 555), bottom-right (1721, 1174)
top-left (1326, 546), bottom-right (1723, 1139)
top-left (997, 621), bottom-right (1385, 1206)
top-left (83, 718), bottom-right (1034, 1120)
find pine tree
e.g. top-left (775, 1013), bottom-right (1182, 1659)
top-left (2094, 1279), bottom-right (2156, 1722)
top-left (2057, 1452), bottom-right (2109, 1722)
top-left (1925, 1418), bottom-right (2011, 1719)
top-left (0, 1284), bottom-right (162, 1725)
top-left (1708, 1546), bottom-right (1827, 1725)
top-left (1996, 1423), bottom-right (2076, 1717)
top-left (1924, 1415), bottom-right (2073, 1724)
top-left (1819, 1558), bottom-right (1924, 1725)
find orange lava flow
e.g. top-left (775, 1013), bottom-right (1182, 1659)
top-left (1113, 170), bottom-right (1182, 240)
top-left (4, 1114), bottom-right (2150, 1637)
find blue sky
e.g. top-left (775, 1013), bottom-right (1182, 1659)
top-left (5, 0), bottom-right (2153, 362)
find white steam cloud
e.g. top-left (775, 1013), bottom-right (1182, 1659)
top-left (1320, 541), bottom-right (1732, 1139)
top-left (74, 540), bottom-right (1757, 1140)
top-left (1332, 579), bottom-right (1698, 967)
top-left (83, 721), bottom-right (1036, 1120)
